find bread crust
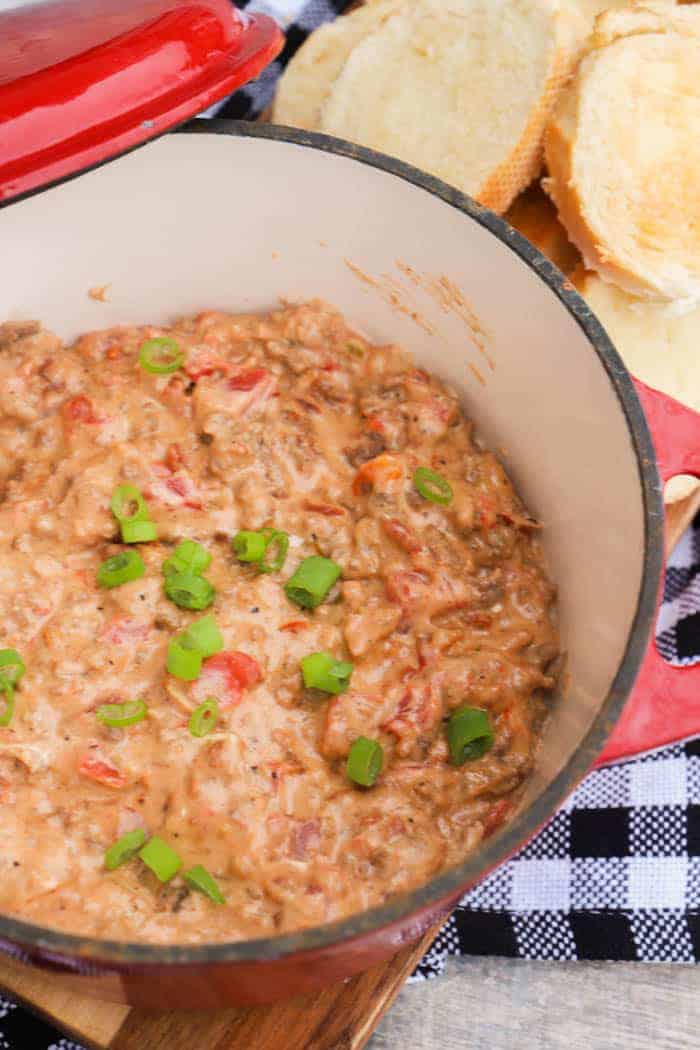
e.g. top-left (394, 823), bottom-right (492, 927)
top-left (544, 3), bottom-right (700, 307)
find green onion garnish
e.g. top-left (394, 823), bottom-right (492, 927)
top-left (121, 519), bottom-right (158, 544)
top-left (180, 614), bottom-right (223, 658)
top-left (164, 572), bottom-right (215, 611)
top-left (104, 828), bottom-right (146, 870)
top-left (259, 531), bottom-right (289, 574)
top-left (232, 529), bottom-right (289, 574)
top-left (284, 556), bottom-right (341, 609)
top-left (184, 863), bottom-right (225, 904)
top-left (347, 736), bottom-right (383, 787)
top-left (447, 707), bottom-right (493, 765)
top-left (162, 539), bottom-right (212, 577)
top-left (110, 484), bottom-right (150, 524)
top-left (232, 530), bottom-right (267, 563)
top-left (138, 836), bottom-right (182, 882)
top-left (139, 337), bottom-right (184, 375)
top-left (413, 467), bottom-right (453, 506)
top-left (301, 652), bottom-right (353, 694)
top-left (189, 698), bottom-right (219, 738)
top-left (0, 681), bottom-right (15, 727)
top-left (0, 649), bottom-right (25, 686)
top-left (97, 550), bottom-right (145, 589)
top-left (96, 698), bottom-right (148, 728)
top-left (167, 636), bottom-right (203, 681)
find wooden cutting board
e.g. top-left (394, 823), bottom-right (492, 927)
top-left (0, 919), bottom-right (444, 1049)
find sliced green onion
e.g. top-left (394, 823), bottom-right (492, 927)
top-left (189, 698), bottom-right (219, 738)
top-left (447, 707), bottom-right (493, 765)
top-left (181, 615), bottom-right (223, 658)
top-left (284, 556), bottom-right (341, 609)
top-left (139, 337), bottom-right (184, 375)
top-left (233, 529), bottom-right (289, 574)
top-left (232, 530), bottom-right (267, 563)
top-left (167, 636), bottom-right (202, 681)
top-left (121, 519), bottom-right (158, 544)
top-left (97, 698), bottom-right (148, 728)
top-left (301, 651), bottom-right (353, 695)
top-left (97, 550), bottom-right (145, 589)
top-left (110, 484), bottom-right (150, 524)
top-left (164, 572), bottom-right (215, 611)
top-left (138, 835), bottom-right (181, 882)
top-left (162, 539), bottom-right (212, 577)
top-left (184, 863), bottom-right (225, 904)
top-left (105, 828), bottom-right (147, 870)
top-left (413, 467), bottom-right (453, 506)
top-left (347, 736), bottom-right (383, 787)
top-left (0, 681), bottom-right (15, 727)
top-left (0, 649), bottom-right (25, 686)
top-left (259, 531), bottom-right (289, 574)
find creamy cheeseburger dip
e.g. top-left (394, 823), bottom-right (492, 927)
top-left (0, 302), bottom-right (558, 943)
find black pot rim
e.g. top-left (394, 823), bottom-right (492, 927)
top-left (0, 119), bottom-right (664, 971)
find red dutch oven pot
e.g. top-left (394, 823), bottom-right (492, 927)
top-left (0, 3), bottom-right (698, 1009)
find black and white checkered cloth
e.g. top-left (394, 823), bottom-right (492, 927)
top-left (1, 3), bottom-right (699, 1045)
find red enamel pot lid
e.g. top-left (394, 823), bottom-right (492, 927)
top-left (0, 0), bottom-right (284, 203)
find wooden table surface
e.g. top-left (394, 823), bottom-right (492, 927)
top-left (369, 956), bottom-right (700, 1049)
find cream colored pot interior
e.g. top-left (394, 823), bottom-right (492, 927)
top-left (0, 129), bottom-right (645, 809)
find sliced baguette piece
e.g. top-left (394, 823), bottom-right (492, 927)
top-left (315, 0), bottom-right (586, 214)
top-left (544, 3), bottom-right (700, 309)
top-left (573, 266), bottom-right (700, 412)
top-left (272, 0), bottom-right (402, 130)
top-left (569, 0), bottom-right (676, 38)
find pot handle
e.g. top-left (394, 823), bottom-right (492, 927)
top-left (597, 378), bottom-right (700, 765)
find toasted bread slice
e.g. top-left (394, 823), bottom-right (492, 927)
top-left (573, 266), bottom-right (700, 411)
top-left (544, 3), bottom-right (700, 308)
top-left (272, 0), bottom-right (402, 130)
top-left (309, 0), bottom-right (584, 214)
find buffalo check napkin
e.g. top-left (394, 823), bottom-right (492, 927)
top-left (1, 3), bottom-right (698, 1045)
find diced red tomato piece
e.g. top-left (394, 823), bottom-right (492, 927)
top-left (184, 348), bottom-right (229, 380)
top-left (227, 651), bottom-right (262, 689)
top-left (147, 463), bottom-right (203, 511)
top-left (279, 620), bottom-right (308, 633)
top-left (381, 517), bottom-right (422, 555)
top-left (477, 494), bottom-right (498, 530)
top-left (165, 474), bottom-right (202, 509)
top-left (352, 453), bottom-right (404, 496)
top-left (164, 443), bottom-right (185, 472)
top-left (383, 676), bottom-right (443, 756)
top-left (483, 799), bottom-right (511, 838)
top-left (302, 500), bottom-right (346, 517)
top-left (365, 416), bottom-right (386, 434)
top-left (79, 756), bottom-right (127, 789)
top-left (62, 394), bottom-right (100, 424)
top-left (191, 651), bottom-right (263, 709)
top-left (228, 368), bottom-right (270, 392)
top-left (384, 569), bottom-right (430, 609)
